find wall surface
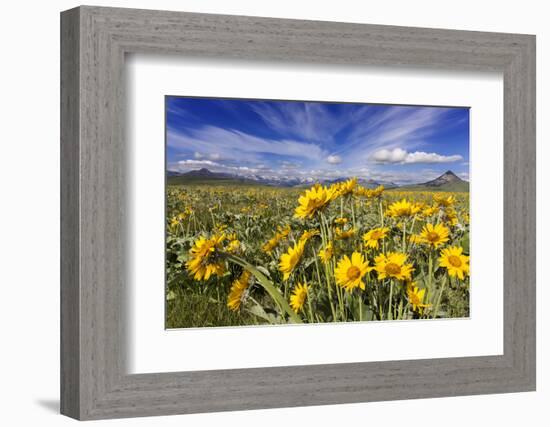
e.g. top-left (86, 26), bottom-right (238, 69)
top-left (0, 0), bottom-right (547, 425)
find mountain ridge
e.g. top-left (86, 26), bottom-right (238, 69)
top-left (167, 168), bottom-right (468, 191)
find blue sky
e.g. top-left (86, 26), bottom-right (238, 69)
top-left (166, 96), bottom-right (469, 185)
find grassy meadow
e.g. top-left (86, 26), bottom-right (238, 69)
top-left (166, 179), bottom-right (470, 329)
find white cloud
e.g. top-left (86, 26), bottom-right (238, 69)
top-left (326, 155), bottom-right (342, 165)
top-left (371, 148), bottom-right (408, 163)
top-left (371, 148), bottom-right (462, 164)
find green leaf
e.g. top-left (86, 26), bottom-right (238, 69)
top-left (256, 266), bottom-right (271, 278)
top-left (246, 304), bottom-right (278, 324)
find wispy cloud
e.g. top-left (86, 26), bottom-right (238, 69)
top-left (339, 107), bottom-right (457, 165)
top-left (250, 101), bottom-right (343, 143)
top-left (166, 97), bottom-right (469, 184)
top-left (168, 125), bottom-right (328, 164)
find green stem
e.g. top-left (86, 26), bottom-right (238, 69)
top-left (402, 221), bottom-right (407, 252)
top-left (388, 280), bottom-right (394, 320)
top-left (319, 213), bottom-right (337, 321)
top-left (432, 275), bottom-right (447, 319)
top-left (427, 250), bottom-right (433, 298)
top-left (350, 196), bottom-right (357, 231)
top-left (306, 284), bottom-right (315, 324)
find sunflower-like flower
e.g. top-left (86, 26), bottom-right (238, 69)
top-left (279, 240), bottom-right (306, 280)
top-left (374, 252), bottom-right (414, 281)
top-left (262, 225), bottom-right (291, 254)
top-left (363, 227), bottom-right (389, 249)
top-left (417, 223), bottom-right (450, 248)
top-left (335, 227), bottom-right (356, 240)
top-left (299, 229), bottom-right (320, 244)
top-left (335, 252), bottom-right (372, 291)
top-left (386, 199), bottom-right (422, 218)
top-left (409, 234), bottom-right (424, 245)
top-left (433, 194), bottom-right (456, 207)
top-left (186, 233), bottom-right (227, 281)
top-left (225, 238), bottom-right (241, 253)
top-left (407, 283), bottom-right (431, 313)
top-left (227, 270), bottom-right (252, 311)
top-left (294, 184), bottom-right (338, 219)
top-left (334, 217), bottom-right (348, 225)
top-left (170, 212), bottom-right (187, 227)
top-left (422, 205), bottom-right (438, 217)
top-left (443, 207), bottom-right (459, 226)
top-left (318, 241), bottom-right (333, 263)
top-left (289, 282), bottom-right (309, 313)
top-left (334, 177), bottom-right (358, 197)
top-left (355, 185), bottom-right (385, 198)
top-left (438, 246), bottom-right (469, 280)
top-left (262, 238), bottom-right (279, 254)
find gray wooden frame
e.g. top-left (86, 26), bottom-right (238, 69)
top-left (60, 5), bottom-right (536, 420)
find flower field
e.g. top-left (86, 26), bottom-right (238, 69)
top-left (166, 179), bottom-right (470, 328)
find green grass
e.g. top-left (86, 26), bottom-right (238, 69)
top-left (167, 176), bottom-right (264, 187)
top-left (393, 181), bottom-right (470, 192)
top-left (166, 287), bottom-right (259, 328)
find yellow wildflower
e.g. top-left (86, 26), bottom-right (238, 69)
top-left (363, 227), bottom-right (389, 249)
top-left (262, 225), bottom-right (291, 254)
top-left (422, 205), bottom-right (438, 217)
top-left (417, 223), bottom-right (450, 248)
top-left (299, 229), bottom-right (320, 243)
top-left (318, 241), bottom-right (334, 263)
top-left (355, 185), bottom-right (385, 198)
top-left (279, 240), bottom-right (306, 280)
top-left (294, 184), bottom-right (338, 219)
top-left (335, 252), bottom-right (371, 291)
top-left (374, 252), bottom-right (414, 281)
top-left (289, 282), bottom-right (309, 313)
top-left (335, 227), bottom-right (356, 240)
top-left (225, 239), bottom-right (241, 253)
top-left (386, 199), bottom-right (421, 218)
top-left (407, 283), bottom-right (431, 313)
top-left (433, 194), bottom-right (456, 207)
top-left (334, 178), bottom-right (358, 197)
top-left (227, 271), bottom-right (252, 311)
top-left (439, 246), bottom-right (469, 280)
top-left (186, 234), bottom-right (226, 281)
top-left (443, 207), bottom-right (459, 226)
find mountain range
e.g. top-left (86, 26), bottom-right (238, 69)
top-left (167, 168), bottom-right (469, 192)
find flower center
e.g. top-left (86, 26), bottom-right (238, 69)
top-left (347, 266), bottom-right (361, 281)
top-left (385, 262), bottom-right (401, 275)
top-left (427, 231), bottom-right (440, 242)
top-left (448, 255), bottom-right (462, 267)
top-left (371, 231), bottom-right (382, 239)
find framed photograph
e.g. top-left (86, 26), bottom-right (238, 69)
top-left (164, 96), bottom-right (471, 329)
top-left (61, 6), bottom-right (536, 420)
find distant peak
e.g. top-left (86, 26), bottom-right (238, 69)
top-left (423, 170), bottom-right (464, 187)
